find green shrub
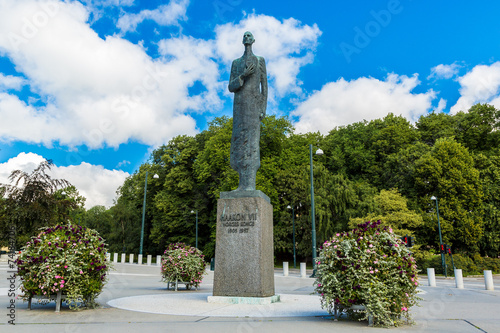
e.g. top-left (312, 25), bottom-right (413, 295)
top-left (315, 221), bottom-right (420, 327)
top-left (16, 224), bottom-right (109, 309)
top-left (161, 243), bottom-right (207, 289)
top-left (414, 250), bottom-right (500, 276)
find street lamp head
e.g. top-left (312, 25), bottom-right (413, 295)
top-left (316, 148), bottom-right (324, 156)
top-left (287, 205), bottom-right (291, 209)
top-left (430, 196), bottom-right (437, 201)
top-left (153, 174), bottom-right (159, 179)
top-left (61, 191), bottom-right (66, 196)
top-left (191, 210), bottom-right (195, 214)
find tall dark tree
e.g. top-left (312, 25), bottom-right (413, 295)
top-left (0, 160), bottom-right (83, 247)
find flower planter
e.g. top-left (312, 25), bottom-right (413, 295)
top-left (315, 220), bottom-right (419, 327)
top-left (161, 243), bottom-right (207, 291)
top-left (17, 224), bottom-right (109, 311)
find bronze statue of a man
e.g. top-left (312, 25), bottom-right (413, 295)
top-left (228, 31), bottom-right (268, 191)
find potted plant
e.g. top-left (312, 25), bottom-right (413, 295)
top-left (315, 220), bottom-right (420, 327)
top-left (16, 224), bottom-right (109, 310)
top-left (161, 243), bottom-right (207, 290)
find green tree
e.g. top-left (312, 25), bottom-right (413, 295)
top-left (349, 188), bottom-right (424, 238)
top-left (455, 104), bottom-right (500, 152)
top-left (152, 134), bottom-right (211, 255)
top-left (474, 153), bottom-right (500, 257)
top-left (416, 111), bottom-right (456, 146)
top-left (0, 160), bottom-right (83, 247)
top-left (414, 137), bottom-right (484, 252)
top-left (83, 205), bottom-right (113, 241)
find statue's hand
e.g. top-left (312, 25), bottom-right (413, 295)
top-left (242, 63), bottom-right (255, 77)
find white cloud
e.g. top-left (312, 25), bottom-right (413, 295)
top-left (428, 63), bottom-right (460, 80)
top-left (0, 0), bottom-right (204, 148)
top-left (117, 0), bottom-right (189, 33)
top-left (0, 152), bottom-right (129, 209)
top-left (293, 74), bottom-right (437, 134)
top-left (0, 2), bottom-right (321, 149)
top-left (116, 160), bottom-right (130, 168)
top-left (52, 162), bottom-right (129, 209)
top-left (215, 14), bottom-right (321, 98)
top-left (86, 0), bottom-right (135, 7)
top-left (0, 73), bottom-right (25, 91)
top-left (450, 62), bottom-right (500, 114)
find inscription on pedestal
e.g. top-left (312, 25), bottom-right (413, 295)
top-left (221, 212), bottom-right (257, 233)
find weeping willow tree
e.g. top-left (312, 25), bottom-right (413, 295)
top-left (0, 160), bottom-right (84, 247)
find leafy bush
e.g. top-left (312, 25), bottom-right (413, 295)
top-left (315, 220), bottom-right (420, 327)
top-left (415, 250), bottom-right (500, 276)
top-left (16, 224), bottom-right (109, 309)
top-left (161, 243), bottom-right (207, 289)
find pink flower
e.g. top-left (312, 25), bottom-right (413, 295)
top-left (369, 270), bottom-right (374, 274)
top-left (414, 282), bottom-right (418, 286)
top-left (80, 270), bottom-right (84, 274)
top-left (64, 265), bottom-right (68, 268)
top-left (401, 307), bottom-right (408, 311)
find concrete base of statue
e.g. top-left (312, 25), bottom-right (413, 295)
top-left (213, 190), bottom-right (275, 297)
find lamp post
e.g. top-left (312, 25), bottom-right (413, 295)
top-left (431, 196), bottom-right (446, 277)
top-left (140, 172), bottom-right (159, 255)
top-left (287, 205), bottom-right (296, 268)
top-left (191, 210), bottom-right (198, 249)
top-left (310, 144), bottom-right (323, 277)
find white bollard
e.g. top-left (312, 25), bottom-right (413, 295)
top-left (427, 268), bottom-right (436, 287)
top-left (455, 269), bottom-right (464, 289)
top-left (147, 255), bottom-right (152, 266)
top-left (283, 262), bottom-right (289, 276)
top-left (129, 254), bottom-right (134, 264)
top-left (138, 254), bottom-right (143, 265)
top-left (156, 255), bottom-right (162, 266)
top-left (300, 262), bottom-right (307, 278)
top-left (484, 270), bottom-right (495, 290)
top-left (106, 253), bottom-right (111, 262)
top-left (121, 253), bottom-right (126, 263)
top-left (113, 253), bottom-right (118, 263)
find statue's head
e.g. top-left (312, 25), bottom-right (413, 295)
top-left (242, 31), bottom-right (255, 45)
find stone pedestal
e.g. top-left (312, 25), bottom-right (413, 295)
top-left (213, 190), bottom-right (274, 297)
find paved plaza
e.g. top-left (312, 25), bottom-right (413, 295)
top-left (1, 256), bottom-right (499, 332)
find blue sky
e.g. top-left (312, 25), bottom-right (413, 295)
top-left (1, 0), bottom-right (500, 208)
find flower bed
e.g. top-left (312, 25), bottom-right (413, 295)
top-left (16, 224), bottom-right (109, 309)
top-left (161, 243), bottom-right (207, 289)
top-left (315, 220), bottom-right (420, 327)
